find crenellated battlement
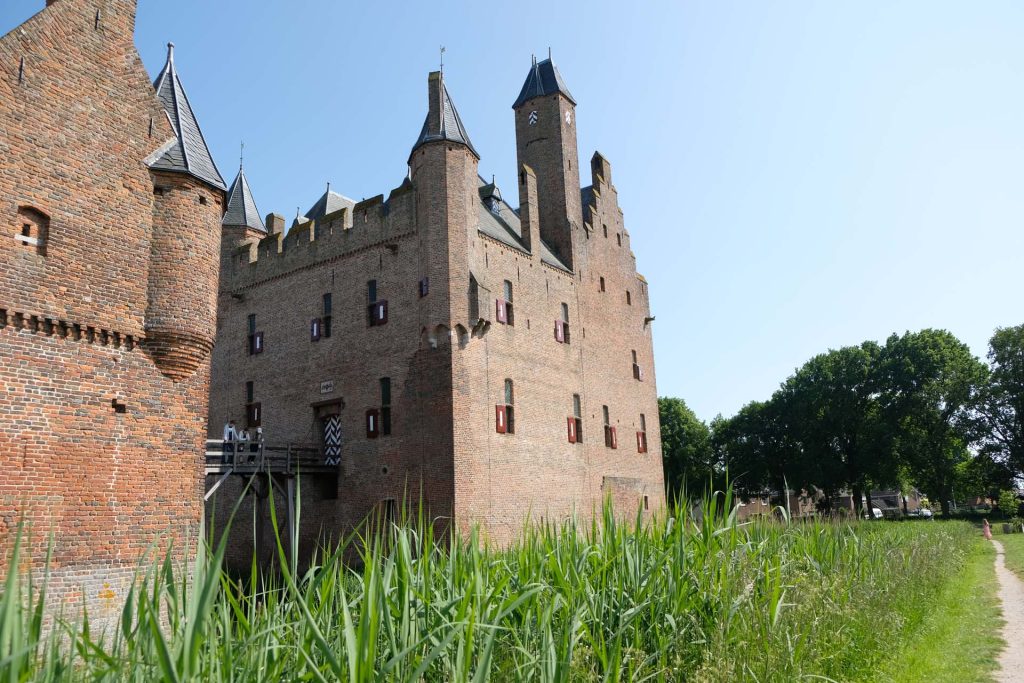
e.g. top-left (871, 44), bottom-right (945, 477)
top-left (224, 180), bottom-right (418, 290)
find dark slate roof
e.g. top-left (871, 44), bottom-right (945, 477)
top-left (304, 189), bottom-right (356, 223)
top-left (512, 58), bottom-right (576, 109)
top-left (411, 76), bottom-right (479, 159)
top-left (149, 44), bottom-right (226, 190)
top-left (475, 176), bottom-right (570, 272)
top-left (222, 168), bottom-right (265, 231)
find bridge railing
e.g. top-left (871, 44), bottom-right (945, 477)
top-left (204, 440), bottom-right (333, 475)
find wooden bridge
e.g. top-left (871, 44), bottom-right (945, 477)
top-left (203, 439), bottom-right (337, 501)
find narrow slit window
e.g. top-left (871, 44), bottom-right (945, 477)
top-left (603, 405), bottom-right (617, 449)
top-left (380, 377), bottom-right (392, 436)
top-left (599, 277), bottom-right (605, 292)
top-left (322, 293), bottom-right (333, 338)
top-left (637, 413), bottom-right (648, 453)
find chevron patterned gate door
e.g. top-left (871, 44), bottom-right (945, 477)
top-left (324, 415), bottom-right (341, 465)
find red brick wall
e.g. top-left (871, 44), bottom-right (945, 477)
top-left (0, 0), bottom-right (222, 616)
top-left (208, 177), bottom-right (459, 569)
top-left (209, 113), bottom-right (664, 560)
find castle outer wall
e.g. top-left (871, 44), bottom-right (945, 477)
top-left (0, 0), bottom-right (222, 617)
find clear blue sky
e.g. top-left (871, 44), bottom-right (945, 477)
top-left (4, 1), bottom-right (1022, 422)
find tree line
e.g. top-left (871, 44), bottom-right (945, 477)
top-left (660, 324), bottom-right (1024, 516)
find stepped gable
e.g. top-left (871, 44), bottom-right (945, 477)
top-left (512, 56), bottom-right (576, 108)
top-left (410, 71), bottom-right (479, 160)
top-left (223, 166), bottom-right (266, 231)
top-left (150, 43), bottom-right (226, 190)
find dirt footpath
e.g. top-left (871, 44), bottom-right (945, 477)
top-left (992, 540), bottom-right (1024, 682)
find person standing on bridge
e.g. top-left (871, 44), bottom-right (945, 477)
top-left (222, 420), bottom-right (238, 464)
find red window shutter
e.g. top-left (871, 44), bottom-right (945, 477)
top-left (567, 416), bottom-right (576, 443)
top-left (637, 431), bottom-right (647, 453)
top-left (609, 426), bottom-right (618, 449)
top-left (555, 320), bottom-right (564, 343)
top-left (311, 318), bottom-right (321, 341)
top-left (495, 299), bottom-right (507, 324)
top-left (366, 409), bottom-right (380, 438)
top-left (495, 404), bottom-right (507, 433)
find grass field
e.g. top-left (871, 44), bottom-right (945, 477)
top-left (0, 495), bottom-right (995, 682)
top-left (877, 537), bottom-right (1002, 683)
top-left (998, 531), bottom-right (1024, 580)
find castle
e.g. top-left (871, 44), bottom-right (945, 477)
top-left (0, 0), bottom-right (224, 614)
top-left (208, 54), bottom-right (665, 559)
top-left (0, 0), bottom-right (664, 611)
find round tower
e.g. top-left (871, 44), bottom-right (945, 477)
top-left (145, 44), bottom-right (227, 380)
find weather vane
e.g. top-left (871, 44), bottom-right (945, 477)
top-left (440, 46), bottom-right (445, 74)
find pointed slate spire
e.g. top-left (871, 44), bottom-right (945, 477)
top-left (410, 71), bottom-right (479, 161)
top-left (222, 165), bottom-right (266, 232)
top-left (512, 55), bottom-right (576, 109)
top-left (149, 43), bottom-right (226, 190)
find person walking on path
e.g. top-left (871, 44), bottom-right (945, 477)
top-left (983, 518), bottom-right (993, 540)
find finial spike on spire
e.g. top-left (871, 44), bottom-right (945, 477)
top-left (167, 42), bottom-right (175, 63)
top-left (439, 45), bottom-right (445, 74)
top-left (326, 181), bottom-right (331, 194)
top-left (548, 47), bottom-right (552, 60)
top-left (239, 141), bottom-right (244, 171)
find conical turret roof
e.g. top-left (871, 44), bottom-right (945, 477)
top-left (410, 72), bottom-right (479, 160)
top-left (222, 167), bottom-right (265, 231)
top-left (149, 43), bottom-right (226, 190)
top-left (512, 57), bottom-right (576, 109)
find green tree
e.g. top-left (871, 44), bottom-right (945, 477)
top-left (877, 329), bottom-right (989, 516)
top-left (977, 324), bottom-right (1024, 477)
top-left (713, 397), bottom-right (806, 504)
top-left (777, 342), bottom-right (894, 514)
top-left (659, 397), bottom-right (716, 502)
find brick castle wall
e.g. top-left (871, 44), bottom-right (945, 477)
top-left (0, 0), bottom-right (222, 617)
top-left (208, 71), bottom-right (664, 561)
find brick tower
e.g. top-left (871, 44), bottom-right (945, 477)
top-left (512, 56), bottom-right (582, 271)
top-left (0, 0), bottom-right (224, 618)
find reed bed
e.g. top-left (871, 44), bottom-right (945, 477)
top-left (1, 491), bottom-right (976, 682)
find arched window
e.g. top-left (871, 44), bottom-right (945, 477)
top-left (15, 206), bottom-right (49, 256)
